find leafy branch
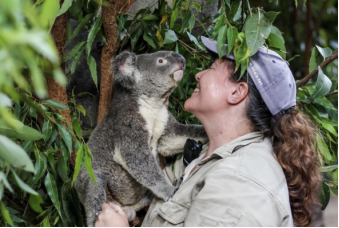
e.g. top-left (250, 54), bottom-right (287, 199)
top-left (296, 49), bottom-right (338, 88)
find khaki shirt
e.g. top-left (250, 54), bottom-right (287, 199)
top-left (142, 132), bottom-right (293, 227)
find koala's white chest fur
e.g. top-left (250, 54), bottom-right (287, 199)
top-left (138, 96), bottom-right (168, 156)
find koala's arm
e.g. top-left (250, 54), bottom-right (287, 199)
top-left (158, 112), bottom-right (208, 156)
top-left (115, 137), bottom-right (175, 201)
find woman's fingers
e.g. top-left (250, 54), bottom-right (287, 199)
top-left (108, 202), bottom-right (126, 216)
top-left (95, 203), bottom-right (129, 227)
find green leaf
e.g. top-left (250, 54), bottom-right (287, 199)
top-left (206, 0), bottom-right (216, 7)
top-left (170, 7), bottom-right (180, 29)
top-left (0, 171), bottom-right (13, 193)
top-left (162, 30), bottom-right (178, 45)
top-left (71, 46), bottom-right (84, 75)
top-left (29, 194), bottom-right (44, 213)
top-left (0, 135), bottom-right (35, 172)
top-left (12, 171), bottom-right (38, 195)
top-left (44, 172), bottom-right (63, 219)
top-left (40, 0), bottom-right (61, 29)
top-left (31, 155), bottom-right (47, 185)
top-left (43, 99), bottom-right (69, 110)
top-left (244, 12), bottom-right (272, 56)
top-left (72, 145), bottom-right (84, 186)
top-left (321, 122), bottom-right (338, 137)
top-left (192, 2), bottom-right (201, 12)
top-left (143, 32), bottom-right (156, 49)
top-left (48, 152), bottom-right (56, 174)
top-left (316, 135), bottom-right (333, 163)
top-left (67, 13), bottom-right (95, 44)
top-left (131, 27), bottom-right (143, 50)
top-left (66, 41), bottom-right (86, 61)
top-left (264, 11), bottom-right (280, 23)
top-left (310, 67), bottom-right (332, 99)
top-left (188, 16), bottom-right (195, 33)
top-left (181, 10), bottom-right (192, 31)
top-left (14, 102), bottom-right (21, 119)
top-left (319, 117), bottom-right (338, 127)
top-left (57, 0), bottom-right (73, 16)
top-left (217, 25), bottom-right (227, 59)
top-left (316, 45), bottom-right (332, 61)
top-left (87, 17), bottom-right (102, 57)
top-left (86, 55), bottom-right (98, 88)
top-left (309, 47), bottom-right (322, 73)
top-left (42, 120), bottom-right (52, 141)
top-left (319, 181), bottom-right (330, 210)
top-left (0, 119), bottom-right (45, 140)
top-left (54, 119), bottom-right (72, 155)
top-left (320, 165), bottom-right (338, 173)
top-left (1, 202), bottom-right (14, 227)
top-left (227, 26), bottom-right (238, 54)
top-left (57, 156), bottom-right (69, 182)
top-left (187, 31), bottom-right (204, 50)
top-left (142, 15), bottom-right (158, 21)
top-left (71, 113), bottom-right (82, 138)
top-left (212, 14), bottom-right (226, 38)
top-left (84, 145), bottom-right (97, 186)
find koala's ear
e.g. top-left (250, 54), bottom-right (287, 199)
top-left (112, 51), bottom-right (137, 90)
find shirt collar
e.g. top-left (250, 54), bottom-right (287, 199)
top-left (197, 132), bottom-right (265, 165)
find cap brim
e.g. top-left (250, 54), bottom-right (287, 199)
top-left (201, 36), bottom-right (235, 60)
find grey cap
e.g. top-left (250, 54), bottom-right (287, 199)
top-left (201, 36), bottom-right (296, 116)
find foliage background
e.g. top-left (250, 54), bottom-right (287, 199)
top-left (0, 0), bottom-right (337, 226)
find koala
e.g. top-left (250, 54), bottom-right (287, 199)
top-left (74, 51), bottom-right (208, 226)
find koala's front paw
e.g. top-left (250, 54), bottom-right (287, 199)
top-left (124, 206), bottom-right (136, 221)
top-left (159, 185), bottom-right (176, 201)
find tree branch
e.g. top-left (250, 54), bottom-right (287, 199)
top-left (325, 90), bottom-right (338, 97)
top-left (296, 49), bottom-right (338, 88)
top-left (314, 0), bottom-right (330, 33)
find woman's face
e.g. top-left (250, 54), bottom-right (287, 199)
top-left (184, 59), bottom-right (235, 115)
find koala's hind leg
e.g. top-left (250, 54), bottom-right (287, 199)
top-left (74, 167), bottom-right (108, 227)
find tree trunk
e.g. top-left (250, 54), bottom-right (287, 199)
top-left (97, 0), bottom-right (136, 124)
top-left (47, 2), bottom-right (77, 166)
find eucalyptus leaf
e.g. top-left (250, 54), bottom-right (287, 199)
top-left (319, 182), bottom-right (330, 210)
top-left (87, 17), bottom-right (102, 57)
top-left (12, 171), bottom-right (38, 195)
top-left (162, 30), bottom-right (178, 45)
top-left (320, 165), bottom-right (338, 173)
top-left (44, 172), bottom-right (63, 219)
top-left (0, 202), bottom-right (14, 226)
top-left (0, 119), bottom-right (45, 140)
top-left (31, 156), bottom-right (47, 185)
top-left (0, 135), bottom-right (35, 172)
top-left (244, 13), bottom-right (272, 56)
top-left (131, 27), bottom-right (143, 50)
top-left (310, 67), bottom-right (332, 99)
top-left (86, 55), bottom-right (98, 88)
top-left (217, 25), bottom-right (227, 59)
top-left (264, 11), bottom-right (280, 23)
top-left (227, 26), bottom-right (238, 54)
top-left (316, 45), bottom-right (332, 61)
top-left (143, 33), bottom-right (156, 49)
top-left (66, 41), bottom-right (86, 61)
top-left (84, 145), bottom-right (97, 186)
top-left (29, 194), bottom-right (44, 213)
top-left (57, 0), bottom-right (73, 16)
top-left (72, 145), bottom-right (84, 186)
top-left (43, 99), bottom-right (69, 110)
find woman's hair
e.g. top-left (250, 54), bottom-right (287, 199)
top-left (224, 58), bottom-right (321, 227)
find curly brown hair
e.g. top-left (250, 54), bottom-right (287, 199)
top-left (223, 58), bottom-right (322, 226)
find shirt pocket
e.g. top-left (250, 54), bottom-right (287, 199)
top-left (152, 200), bottom-right (189, 227)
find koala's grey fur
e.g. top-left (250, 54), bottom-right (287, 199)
top-left (74, 51), bottom-right (207, 226)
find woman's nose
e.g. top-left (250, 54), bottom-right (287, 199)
top-left (195, 71), bottom-right (203, 81)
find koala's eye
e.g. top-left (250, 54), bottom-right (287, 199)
top-left (156, 58), bottom-right (167, 65)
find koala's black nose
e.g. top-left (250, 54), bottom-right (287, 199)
top-left (171, 52), bottom-right (186, 70)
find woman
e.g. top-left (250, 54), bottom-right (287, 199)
top-left (95, 37), bottom-right (321, 227)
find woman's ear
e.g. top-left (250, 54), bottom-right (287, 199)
top-left (112, 51), bottom-right (137, 90)
top-left (227, 82), bottom-right (249, 105)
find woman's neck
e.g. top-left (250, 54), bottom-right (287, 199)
top-left (198, 110), bottom-right (254, 158)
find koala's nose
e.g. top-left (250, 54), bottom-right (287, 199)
top-left (171, 52), bottom-right (186, 70)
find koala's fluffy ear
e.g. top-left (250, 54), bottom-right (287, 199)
top-left (112, 51), bottom-right (137, 90)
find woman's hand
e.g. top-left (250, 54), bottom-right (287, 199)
top-left (95, 203), bottom-right (129, 227)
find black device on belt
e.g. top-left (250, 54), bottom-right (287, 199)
top-left (183, 139), bottom-right (203, 167)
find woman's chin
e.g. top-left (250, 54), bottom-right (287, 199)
top-left (184, 98), bottom-right (196, 113)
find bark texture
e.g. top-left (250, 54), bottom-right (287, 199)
top-left (97, 0), bottom-right (136, 124)
top-left (48, 4), bottom-right (76, 166)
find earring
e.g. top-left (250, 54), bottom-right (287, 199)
top-left (229, 99), bottom-right (236, 103)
